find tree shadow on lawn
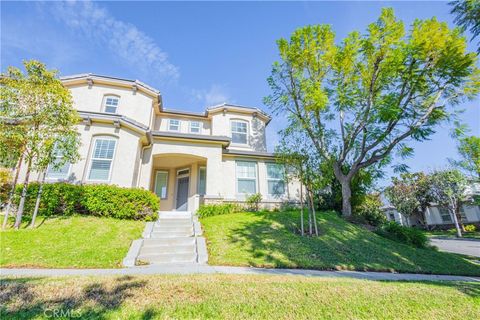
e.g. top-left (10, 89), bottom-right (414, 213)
top-left (0, 276), bottom-right (157, 319)
top-left (225, 211), bottom-right (480, 276)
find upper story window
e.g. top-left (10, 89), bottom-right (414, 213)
top-left (266, 163), bottom-right (285, 196)
top-left (190, 121), bottom-right (201, 134)
top-left (460, 206), bottom-right (468, 222)
top-left (438, 207), bottom-right (452, 223)
top-left (88, 137), bottom-right (117, 181)
top-left (231, 120), bottom-right (248, 144)
top-left (236, 161), bottom-right (257, 194)
top-left (168, 119), bottom-right (180, 131)
top-left (103, 96), bottom-right (119, 114)
top-left (46, 147), bottom-right (71, 180)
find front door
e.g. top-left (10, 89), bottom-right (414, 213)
top-left (176, 176), bottom-right (189, 210)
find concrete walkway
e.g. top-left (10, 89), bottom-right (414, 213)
top-left (1, 265), bottom-right (479, 282)
top-left (430, 237), bottom-right (480, 257)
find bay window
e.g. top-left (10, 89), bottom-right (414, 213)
top-left (103, 96), bottom-right (119, 113)
top-left (231, 120), bottom-right (248, 144)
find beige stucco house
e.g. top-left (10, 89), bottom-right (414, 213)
top-left (18, 74), bottom-right (301, 212)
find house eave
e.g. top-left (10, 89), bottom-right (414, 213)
top-left (151, 131), bottom-right (231, 146)
top-left (222, 149), bottom-right (277, 159)
top-left (61, 73), bottom-right (163, 111)
top-left (77, 110), bottom-right (149, 135)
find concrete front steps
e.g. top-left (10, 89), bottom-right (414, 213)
top-left (123, 211), bottom-right (208, 266)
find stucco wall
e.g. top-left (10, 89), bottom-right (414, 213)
top-left (16, 123), bottom-right (143, 188)
top-left (211, 112), bottom-right (267, 152)
top-left (221, 157), bottom-right (301, 202)
top-left (153, 115), bottom-right (211, 135)
top-left (68, 83), bottom-right (154, 127)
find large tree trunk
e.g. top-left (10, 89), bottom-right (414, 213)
top-left (340, 180), bottom-right (352, 217)
top-left (30, 171), bottom-right (46, 228)
top-left (450, 201), bottom-right (462, 238)
top-left (454, 202), bottom-right (465, 232)
top-left (14, 157), bottom-right (32, 229)
top-left (2, 155), bottom-right (23, 230)
top-left (333, 163), bottom-right (353, 217)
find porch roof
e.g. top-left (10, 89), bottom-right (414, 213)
top-left (151, 131), bottom-right (231, 146)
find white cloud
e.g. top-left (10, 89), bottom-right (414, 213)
top-left (49, 0), bottom-right (179, 83)
top-left (191, 84), bottom-right (231, 107)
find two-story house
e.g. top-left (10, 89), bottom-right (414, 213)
top-left (18, 74), bottom-right (301, 212)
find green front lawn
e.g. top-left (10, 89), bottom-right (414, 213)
top-left (0, 216), bottom-right (144, 268)
top-left (424, 229), bottom-right (480, 239)
top-left (201, 211), bottom-right (480, 276)
top-left (1, 275), bottom-right (478, 319)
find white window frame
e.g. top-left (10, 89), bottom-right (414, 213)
top-left (266, 163), bottom-right (285, 196)
top-left (177, 168), bottom-right (190, 176)
top-left (189, 121), bottom-right (201, 134)
top-left (236, 161), bottom-right (257, 195)
top-left (438, 207), bottom-right (452, 223)
top-left (103, 95), bottom-right (120, 114)
top-left (459, 206), bottom-right (468, 222)
top-left (198, 166), bottom-right (206, 195)
top-left (168, 119), bottom-right (181, 131)
top-left (154, 170), bottom-right (169, 200)
top-left (231, 120), bottom-right (248, 145)
top-left (86, 136), bottom-right (117, 182)
top-left (45, 150), bottom-right (71, 181)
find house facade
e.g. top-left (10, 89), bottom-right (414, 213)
top-left (383, 182), bottom-right (480, 228)
top-left (17, 74), bottom-right (301, 212)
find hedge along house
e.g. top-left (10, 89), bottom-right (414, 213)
top-left (16, 74), bottom-right (302, 212)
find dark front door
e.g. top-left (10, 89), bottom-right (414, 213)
top-left (176, 177), bottom-right (189, 210)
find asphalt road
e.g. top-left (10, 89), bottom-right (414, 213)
top-left (430, 237), bottom-right (480, 257)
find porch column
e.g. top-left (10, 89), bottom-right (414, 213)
top-left (137, 146), bottom-right (153, 190)
top-left (205, 147), bottom-right (223, 197)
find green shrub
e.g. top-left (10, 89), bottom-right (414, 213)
top-left (376, 221), bottom-right (428, 248)
top-left (246, 193), bottom-right (262, 211)
top-left (465, 224), bottom-right (476, 232)
top-left (81, 184), bottom-right (159, 221)
top-left (352, 193), bottom-right (386, 226)
top-left (7, 182), bottom-right (159, 221)
top-left (197, 203), bottom-right (241, 218)
top-left (12, 183), bottom-right (81, 216)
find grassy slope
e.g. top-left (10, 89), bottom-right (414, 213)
top-left (1, 275), bottom-right (479, 319)
top-left (201, 211), bottom-right (480, 276)
top-left (0, 216), bottom-right (144, 268)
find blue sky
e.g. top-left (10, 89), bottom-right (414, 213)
top-left (2, 1), bottom-right (479, 185)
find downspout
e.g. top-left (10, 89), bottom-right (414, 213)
top-left (136, 131), bottom-right (153, 188)
top-left (136, 100), bottom-right (157, 188)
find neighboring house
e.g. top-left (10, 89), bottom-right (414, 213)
top-left (16, 74), bottom-right (301, 212)
top-left (383, 181), bottom-right (480, 228)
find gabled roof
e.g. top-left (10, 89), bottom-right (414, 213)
top-left (207, 103), bottom-right (271, 124)
top-left (61, 74), bottom-right (271, 124)
top-left (61, 73), bottom-right (162, 110)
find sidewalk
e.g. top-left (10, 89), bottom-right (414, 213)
top-left (1, 265), bottom-right (479, 282)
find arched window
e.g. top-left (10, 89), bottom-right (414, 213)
top-left (103, 95), bottom-right (120, 113)
top-left (87, 136), bottom-right (117, 181)
top-left (231, 120), bottom-right (248, 144)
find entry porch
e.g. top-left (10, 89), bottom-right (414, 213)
top-left (150, 154), bottom-right (207, 212)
